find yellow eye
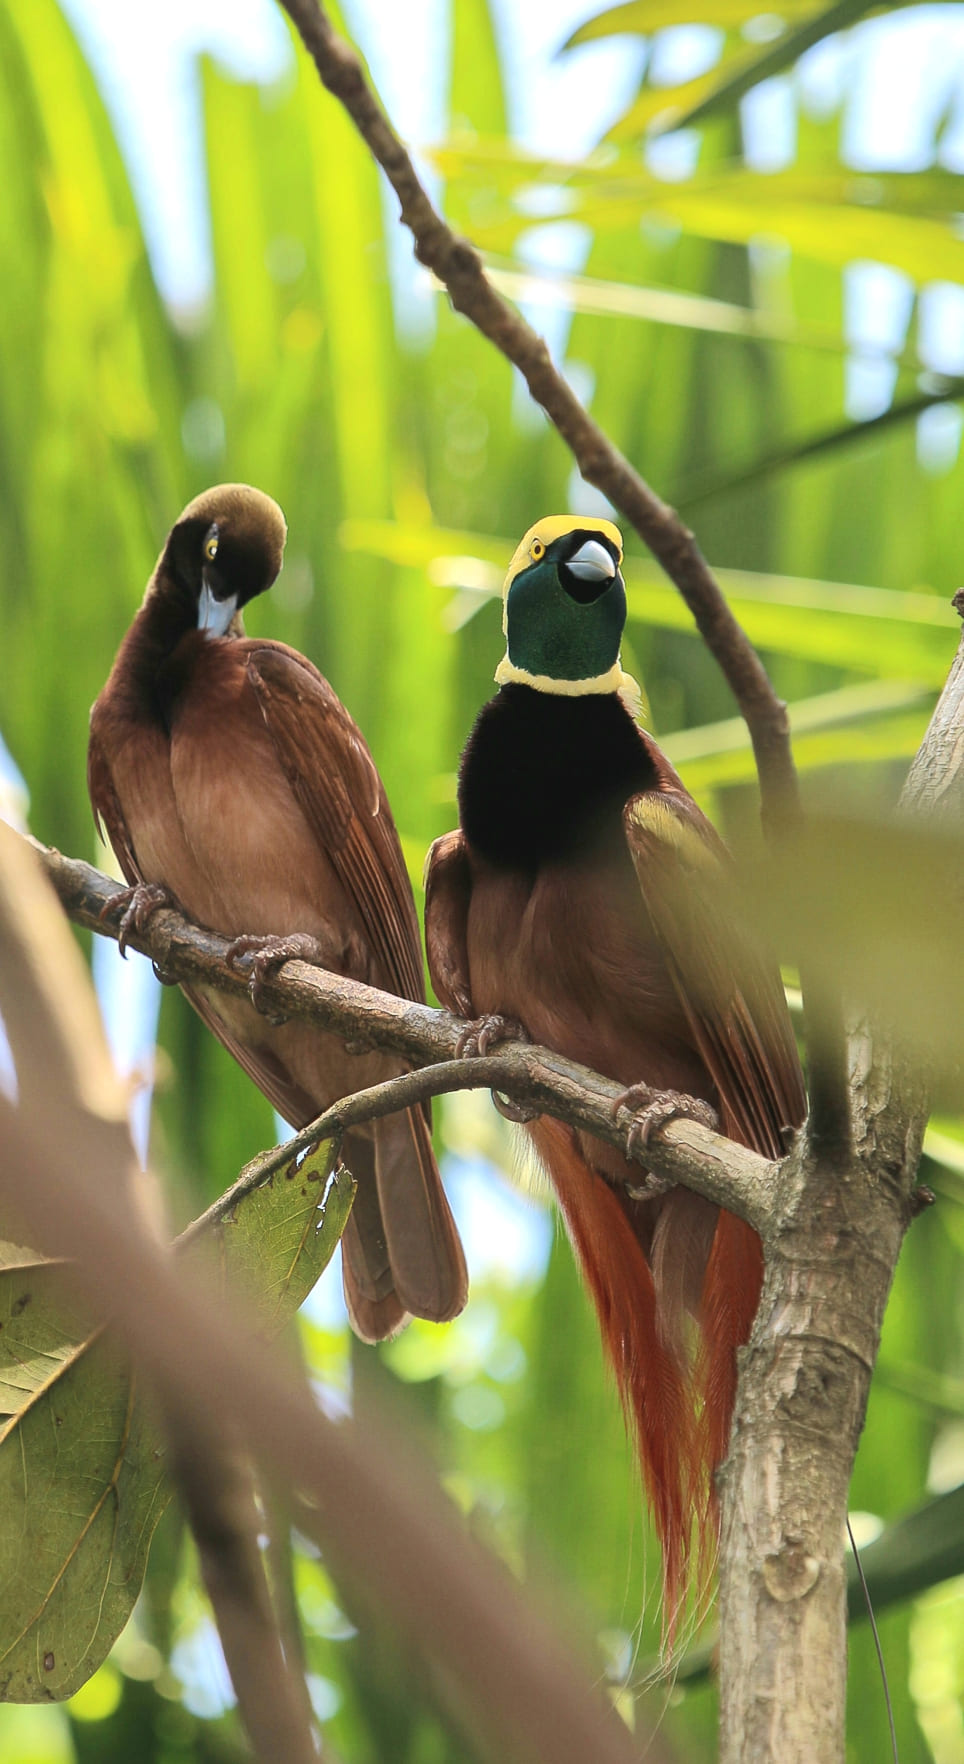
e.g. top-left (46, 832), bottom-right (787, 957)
top-left (204, 528), bottom-right (219, 562)
top-left (530, 538), bottom-right (545, 562)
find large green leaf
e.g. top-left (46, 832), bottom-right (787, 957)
top-left (429, 139), bottom-right (964, 285)
top-left (0, 1145), bottom-right (352, 1703)
top-left (0, 0), bottom-right (186, 865)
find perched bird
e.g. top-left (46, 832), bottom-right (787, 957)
top-left (425, 515), bottom-right (805, 1614)
top-left (89, 483), bottom-right (467, 1340)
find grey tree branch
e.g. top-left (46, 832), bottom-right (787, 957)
top-left (32, 837), bottom-right (781, 1234)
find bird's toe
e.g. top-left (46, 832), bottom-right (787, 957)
top-left (102, 881), bottom-right (172, 958)
top-left (224, 931), bottom-right (326, 1021)
top-left (456, 1013), bottom-right (529, 1058)
top-left (490, 1089), bottom-right (540, 1123)
top-left (614, 1083), bottom-right (718, 1158)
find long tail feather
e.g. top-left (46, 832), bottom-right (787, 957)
top-left (375, 1105), bottom-right (468, 1323)
top-left (529, 1117), bottom-right (706, 1621)
top-left (699, 1207), bottom-right (763, 1482)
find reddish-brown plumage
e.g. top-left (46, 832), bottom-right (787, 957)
top-left (528, 1114), bottom-right (702, 1621)
top-left (425, 520), bottom-right (806, 1619)
top-left (89, 484), bottom-right (467, 1339)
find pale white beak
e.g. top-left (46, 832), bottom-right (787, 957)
top-left (197, 578), bottom-right (238, 638)
top-left (567, 538), bottom-right (617, 583)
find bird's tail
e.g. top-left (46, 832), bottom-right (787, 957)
top-left (698, 1205), bottom-right (763, 1484)
top-left (528, 1116), bottom-right (707, 1624)
top-left (341, 1106), bottom-right (468, 1342)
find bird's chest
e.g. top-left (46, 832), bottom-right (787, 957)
top-left (465, 851), bottom-right (694, 1089)
top-left (113, 646), bottom-right (341, 940)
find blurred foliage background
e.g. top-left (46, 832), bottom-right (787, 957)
top-left (3, 0), bottom-right (964, 1757)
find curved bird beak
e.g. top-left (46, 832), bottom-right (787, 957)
top-left (198, 576), bottom-right (238, 639)
top-left (566, 539), bottom-right (617, 583)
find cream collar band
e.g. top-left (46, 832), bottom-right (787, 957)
top-left (494, 653), bottom-right (642, 718)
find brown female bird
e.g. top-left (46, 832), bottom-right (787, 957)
top-left (89, 483), bottom-right (467, 1340)
top-left (425, 516), bottom-right (805, 1615)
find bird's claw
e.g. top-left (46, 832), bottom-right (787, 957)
top-left (613, 1082), bottom-right (718, 1161)
top-left (456, 1014), bottom-right (529, 1059)
top-left (102, 882), bottom-right (172, 958)
top-left (490, 1089), bottom-right (540, 1124)
top-left (225, 931), bottom-right (325, 1022)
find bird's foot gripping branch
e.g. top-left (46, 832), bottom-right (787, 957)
top-left (33, 837), bottom-right (779, 1236)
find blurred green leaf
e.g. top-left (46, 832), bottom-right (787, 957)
top-left (848, 1485), bottom-right (964, 1617)
top-left (663, 678), bottom-right (934, 788)
top-left (649, 0), bottom-right (882, 135)
top-left (753, 815), bottom-right (964, 1101)
top-left (676, 378), bottom-right (964, 507)
top-left (565, 0), bottom-right (818, 41)
top-left (0, 1145), bottom-right (349, 1703)
top-left (484, 256), bottom-right (871, 351)
top-left (430, 139), bottom-right (964, 285)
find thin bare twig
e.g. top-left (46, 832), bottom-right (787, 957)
top-left (33, 837), bottom-right (781, 1236)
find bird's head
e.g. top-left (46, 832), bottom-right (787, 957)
top-left (494, 515), bottom-right (639, 707)
top-left (164, 484), bottom-right (288, 638)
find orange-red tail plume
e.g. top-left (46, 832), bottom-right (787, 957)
top-left (699, 1207), bottom-right (763, 1482)
top-left (529, 1118), bottom-right (707, 1622)
top-left (529, 1118), bottom-right (767, 1628)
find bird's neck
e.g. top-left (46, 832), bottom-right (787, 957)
top-left (111, 572), bottom-right (201, 725)
top-left (458, 684), bottom-right (658, 870)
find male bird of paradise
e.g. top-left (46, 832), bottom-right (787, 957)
top-left (426, 516), bottom-right (805, 1617)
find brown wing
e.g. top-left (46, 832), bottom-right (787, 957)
top-left (623, 788), bottom-right (806, 1158)
top-left (245, 644), bottom-right (425, 1009)
top-left (87, 719), bottom-right (142, 886)
top-left (246, 646), bottom-right (468, 1326)
top-left (424, 829), bottom-right (474, 1018)
top-left (90, 711), bottom-right (325, 1128)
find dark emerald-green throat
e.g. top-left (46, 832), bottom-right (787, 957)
top-left (504, 529), bottom-right (626, 683)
